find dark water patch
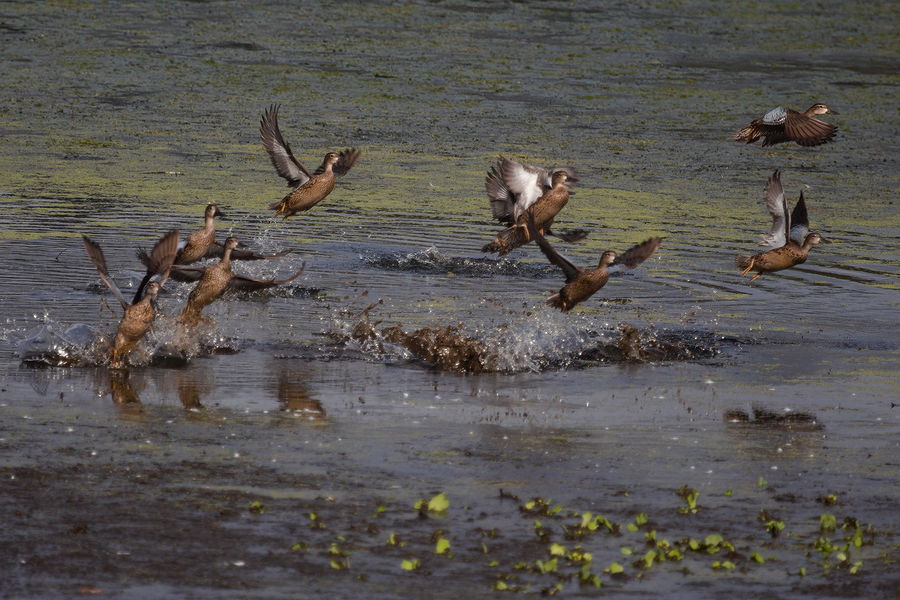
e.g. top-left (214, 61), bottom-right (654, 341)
top-left (202, 40), bottom-right (267, 52)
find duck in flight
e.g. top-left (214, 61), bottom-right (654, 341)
top-left (526, 212), bottom-right (661, 312)
top-left (736, 170), bottom-right (825, 282)
top-left (733, 103), bottom-right (838, 147)
top-left (482, 157), bottom-right (585, 256)
top-left (260, 104), bottom-right (361, 219)
top-left (82, 230), bottom-right (180, 368)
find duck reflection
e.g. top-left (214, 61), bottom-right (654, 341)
top-left (723, 405), bottom-right (824, 461)
top-left (108, 369), bottom-right (145, 418)
top-left (275, 368), bottom-right (326, 424)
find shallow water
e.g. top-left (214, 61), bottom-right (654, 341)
top-left (0, 1), bottom-right (898, 598)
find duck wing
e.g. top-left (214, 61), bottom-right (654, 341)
top-left (82, 236), bottom-right (130, 310)
top-left (260, 104), bottom-right (311, 187)
top-left (526, 212), bottom-right (581, 283)
top-left (485, 160), bottom-right (515, 225)
top-left (612, 237), bottom-right (662, 269)
top-left (329, 148), bottom-right (361, 176)
top-left (204, 242), bottom-right (296, 261)
top-left (227, 263), bottom-right (306, 291)
top-left (789, 191), bottom-right (810, 244)
top-left (500, 158), bottom-right (547, 219)
top-left (783, 110), bottom-right (837, 146)
top-left (132, 229), bottom-right (181, 303)
top-left (758, 169), bottom-right (788, 247)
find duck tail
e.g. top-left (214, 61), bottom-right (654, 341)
top-left (735, 255), bottom-right (753, 270)
top-left (733, 126), bottom-right (758, 144)
top-left (546, 294), bottom-right (567, 311)
top-left (481, 225), bottom-right (525, 256)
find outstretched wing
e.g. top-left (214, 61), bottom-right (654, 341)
top-left (789, 191), bottom-right (809, 244)
top-left (260, 104), bottom-right (311, 187)
top-left (758, 169), bottom-right (787, 247)
top-left (228, 263), bottom-right (306, 291)
top-left (612, 237), bottom-right (662, 269)
top-left (485, 160), bottom-right (516, 225)
top-left (312, 148), bottom-right (361, 176)
top-left (82, 235), bottom-right (130, 310)
top-left (333, 148), bottom-right (361, 176)
top-left (203, 242), bottom-right (295, 261)
top-left (526, 211), bottom-right (581, 283)
top-left (500, 158), bottom-right (546, 218)
top-left (783, 110), bottom-right (837, 147)
top-left (132, 229), bottom-right (181, 304)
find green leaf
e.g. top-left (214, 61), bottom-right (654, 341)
top-left (428, 492), bottom-right (449, 513)
top-left (626, 523), bottom-right (638, 532)
top-left (724, 489), bottom-right (733, 497)
top-left (435, 537), bottom-right (451, 555)
top-left (642, 549), bottom-right (656, 568)
top-left (820, 513), bottom-right (837, 533)
top-left (493, 580), bottom-right (508, 590)
top-left (620, 547), bottom-right (633, 556)
top-left (750, 552), bottom-right (765, 563)
top-left (757, 476), bottom-right (767, 488)
top-left (549, 543), bottom-right (566, 557)
top-left (248, 500), bottom-right (265, 514)
top-left (635, 512), bottom-right (648, 526)
top-left (401, 559), bottom-right (420, 571)
top-left (799, 567), bottom-right (806, 577)
top-left (606, 562), bottom-right (624, 574)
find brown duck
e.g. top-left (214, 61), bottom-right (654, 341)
top-left (526, 213), bottom-right (661, 312)
top-left (483, 158), bottom-right (580, 256)
top-left (734, 103), bottom-right (838, 147)
top-left (260, 104), bottom-right (360, 219)
top-left (82, 230), bottom-right (180, 368)
top-left (179, 237), bottom-right (305, 326)
top-left (736, 170), bottom-right (824, 282)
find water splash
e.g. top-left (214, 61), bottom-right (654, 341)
top-left (329, 304), bottom-right (723, 374)
top-left (363, 246), bottom-right (554, 278)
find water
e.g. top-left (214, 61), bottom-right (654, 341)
top-left (0, 1), bottom-right (897, 598)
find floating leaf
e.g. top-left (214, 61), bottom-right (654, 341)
top-left (724, 489), bottom-right (733, 497)
top-left (620, 547), bottom-right (633, 556)
top-left (606, 562), bottom-right (624, 574)
top-left (750, 552), bottom-right (765, 563)
top-left (757, 476), bottom-right (767, 488)
top-left (820, 513), bottom-right (837, 533)
top-left (401, 559), bottom-right (420, 571)
top-left (248, 500), bottom-right (265, 514)
top-left (635, 512), bottom-right (648, 526)
top-left (549, 543), bottom-right (566, 557)
top-left (435, 537), bottom-right (450, 555)
top-left (428, 492), bottom-right (449, 513)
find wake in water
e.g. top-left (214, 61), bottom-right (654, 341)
top-left (363, 246), bottom-right (556, 278)
top-left (329, 303), bottom-right (723, 374)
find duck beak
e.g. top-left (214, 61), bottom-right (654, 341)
top-left (820, 236), bottom-right (831, 244)
top-left (827, 108), bottom-right (839, 115)
top-left (214, 208), bottom-right (225, 218)
top-left (237, 240), bottom-right (249, 248)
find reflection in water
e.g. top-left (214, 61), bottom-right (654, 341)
top-left (724, 406), bottom-right (822, 431)
top-left (275, 368), bottom-right (327, 423)
top-left (723, 405), bottom-right (824, 462)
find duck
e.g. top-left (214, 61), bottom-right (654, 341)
top-left (733, 103), bottom-right (838, 147)
top-left (179, 237), bottom-right (305, 326)
top-left (482, 158), bottom-right (582, 256)
top-left (260, 104), bottom-right (361, 219)
top-left (736, 170), bottom-right (825, 282)
top-left (133, 204), bottom-right (295, 301)
top-left (82, 230), bottom-right (180, 368)
top-left (526, 212), bottom-right (661, 312)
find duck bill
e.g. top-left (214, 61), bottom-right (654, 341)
top-left (214, 207), bottom-right (226, 218)
top-left (827, 108), bottom-right (839, 115)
